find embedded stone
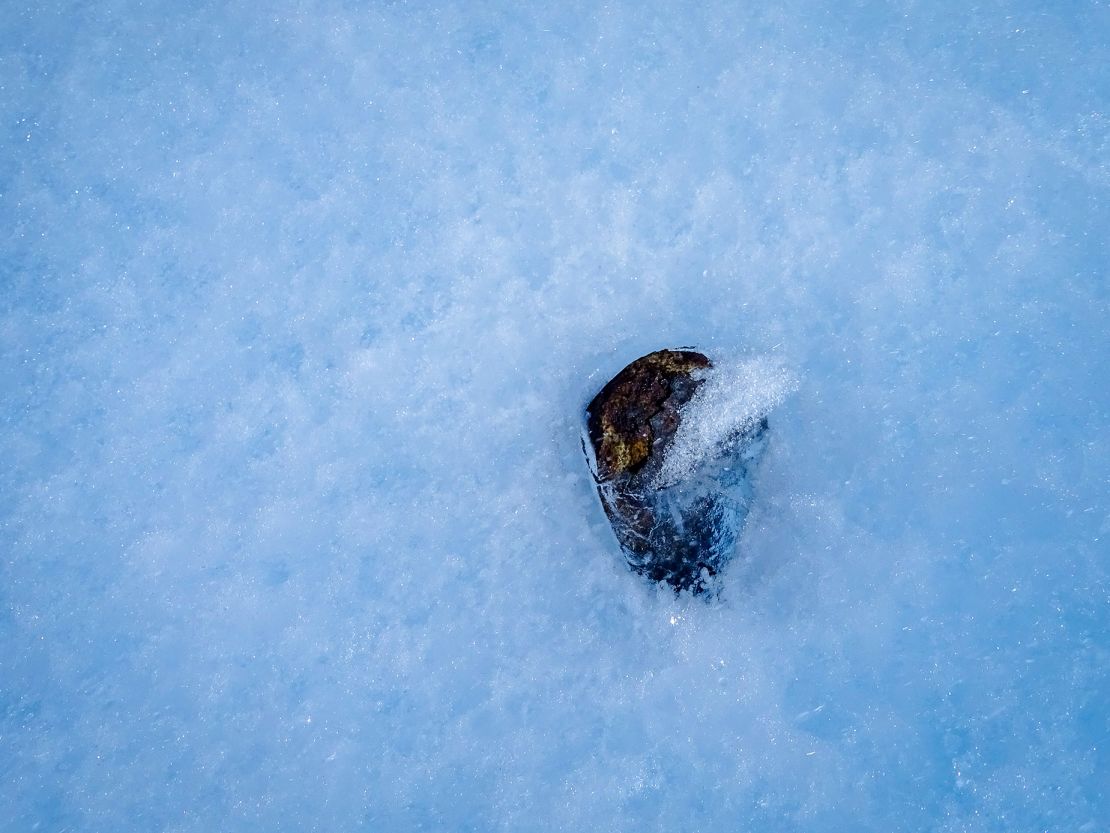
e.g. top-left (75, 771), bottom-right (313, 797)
top-left (585, 349), bottom-right (770, 593)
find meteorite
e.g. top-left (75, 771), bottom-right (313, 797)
top-left (584, 349), bottom-right (775, 593)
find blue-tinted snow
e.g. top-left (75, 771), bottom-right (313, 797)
top-left (2, 1), bottom-right (1107, 830)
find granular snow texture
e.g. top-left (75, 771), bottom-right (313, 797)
top-left (2, 1), bottom-right (1107, 831)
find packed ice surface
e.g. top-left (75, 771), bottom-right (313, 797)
top-left (2, 1), bottom-right (1107, 831)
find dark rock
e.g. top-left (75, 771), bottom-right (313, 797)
top-left (585, 349), bottom-right (768, 593)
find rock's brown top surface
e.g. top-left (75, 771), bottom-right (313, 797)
top-left (585, 349), bottom-right (710, 482)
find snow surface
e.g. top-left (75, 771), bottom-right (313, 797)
top-left (2, 1), bottom-right (1108, 831)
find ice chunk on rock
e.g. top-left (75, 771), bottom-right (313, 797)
top-left (585, 349), bottom-right (790, 593)
top-left (653, 355), bottom-right (795, 489)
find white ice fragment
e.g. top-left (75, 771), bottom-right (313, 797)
top-left (653, 354), bottom-right (796, 489)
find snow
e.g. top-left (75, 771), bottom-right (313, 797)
top-left (2, 1), bottom-right (1107, 831)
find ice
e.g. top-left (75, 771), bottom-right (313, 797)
top-left (2, 0), bottom-right (1108, 831)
